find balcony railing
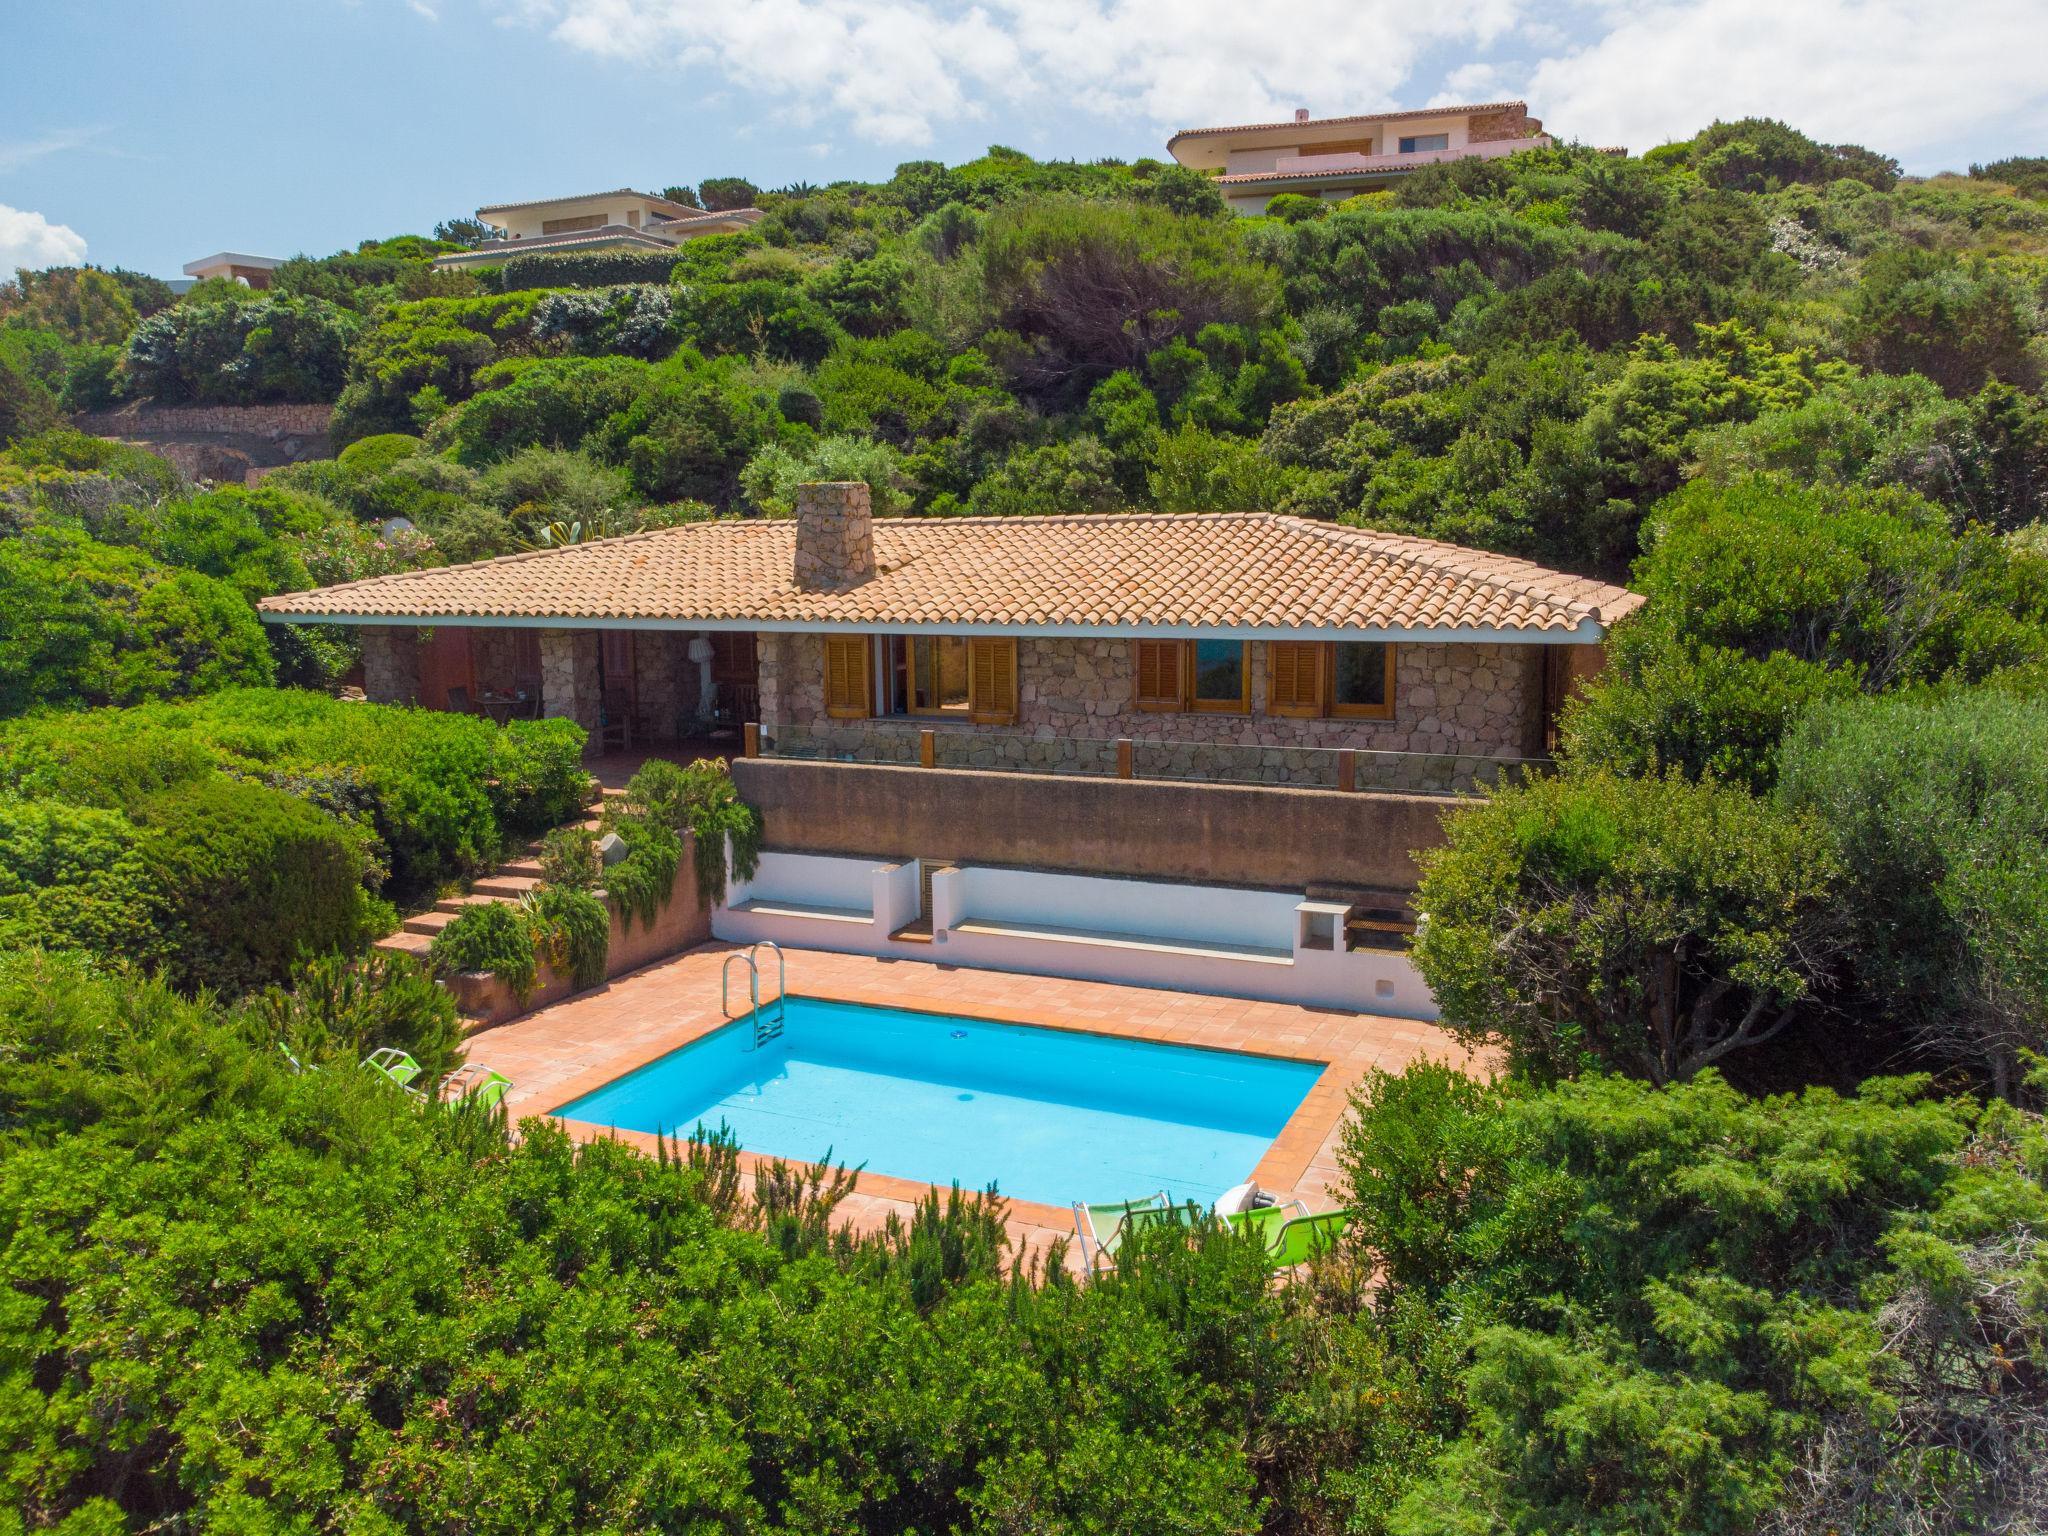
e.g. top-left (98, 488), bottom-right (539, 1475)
top-left (747, 719), bottom-right (1545, 797)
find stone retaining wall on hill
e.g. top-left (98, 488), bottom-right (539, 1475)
top-left (72, 402), bottom-right (335, 485)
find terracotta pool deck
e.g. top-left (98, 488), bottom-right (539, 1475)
top-left (468, 942), bottom-right (1483, 1266)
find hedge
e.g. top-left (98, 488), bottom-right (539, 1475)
top-left (496, 249), bottom-right (685, 292)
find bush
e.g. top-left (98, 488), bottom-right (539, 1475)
top-left (0, 798), bottom-right (157, 961)
top-left (1777, 686), bottom-right (2048, 1095)
top-left (241, 948), bottom-right (464, 1081)
top-left (428, 900), bottom-right (537, 1000)
top-left (121, 296), bottom-right (359, 404)
top-left (740, 434), bottom-right (907, 516)
top-left (442, 354), bottom-right (647, 466)
top-left (1412, 769), bottom-right (1845, 1086)
top-left (536, 824), bottom-right (601, 889)
top-left (606, 757), bottom-right (760, 905)
top-left (494, 248), bottom-right (681, 291)
top-left (524, 884), bottom-right (611, 990)
top-left (490, 718), bottom-right (594, 831)
top-left (131, 776), bottom-right (373, 995)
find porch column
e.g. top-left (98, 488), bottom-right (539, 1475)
top-left (539, 629), bottom-right (602, 741)
top-left (360, 626), bottom-right (421, 705)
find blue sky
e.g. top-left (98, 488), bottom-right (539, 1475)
top-left (6, 0), bottom-right (2046, 279)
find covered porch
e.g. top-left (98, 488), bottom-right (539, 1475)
top-left (359, 623), bottom-right (759, 757)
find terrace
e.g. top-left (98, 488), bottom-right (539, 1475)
top-left (467, 942), bottom-right (1484, 1265)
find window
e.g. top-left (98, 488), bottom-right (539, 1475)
top-left (823, 635), bottom-right (871, 718)
top-left (1189, 640), bottom-right (1249, 712)
top-left (1331, 641), bottom-right (1395, 718)
top-left (1398, 134), bottom-right (1450, 154)
top-left (1266, 641), bottom-right (1324, 717)
top-left (540, 213), bottom-right (606, 235)
top-left (883, 636), bottom-right (1016, 723)
top-left (1133, 640), bottom-right (1185, 711)
top-left (908, 636), bottom-right (972, 714)
top-left (1300, 137), bottom-right (1378, 157)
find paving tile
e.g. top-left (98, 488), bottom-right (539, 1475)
top-left (467, 941), bottom-right (1487, 1252)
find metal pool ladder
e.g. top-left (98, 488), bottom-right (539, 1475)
top-left (722, 941), bottom-right (786, 1051)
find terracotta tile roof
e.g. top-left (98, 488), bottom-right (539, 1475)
top-left (1170, 102), bottom-right (1527, 150)
top-left (258, 512), bottom-right (1643, 637)
top-left (476, 187), bottom-right (699, 216)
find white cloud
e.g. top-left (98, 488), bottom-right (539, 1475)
top-left (498, 0), bottom-right (2048, 166)
top-left (503, 0), bottom-right (1528, 144)
top-left (0, 205), bottom-right (87, 273)
top-left (1521, 0), bottom-right (2048, 165)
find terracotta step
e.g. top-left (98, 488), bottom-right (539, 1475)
top-left (498, 858), bottom-right (546, 879)
top-left (403, 909), bottom-right (460, 937)
top-left (469, 874), bottom-right (542, 899)
top-left (435, 892), bottom-right (513, 916)
top-left (376, 930), bottom-right (435, 957)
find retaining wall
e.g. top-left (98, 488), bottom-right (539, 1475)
top-left (730, 758), bottom-right (1452, 893)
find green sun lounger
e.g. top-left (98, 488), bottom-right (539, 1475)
top-left (1224, 1200), bottom-right (1310, 1252)
top-left (1262, 1210), bottom-right (1349, 1268)
top-left (361, 1048), bottom-right (423, 1090)
top-left (443, 1063), bottom-right (513, 1111)
top-left (1072, 1191), bottom-right (1167, 1274)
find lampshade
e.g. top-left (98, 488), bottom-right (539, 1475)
top-left (686, 638), bottom-right (715, 664)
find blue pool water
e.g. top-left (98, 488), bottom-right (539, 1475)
top-left (551, 996), bottom-right (1324, 1207)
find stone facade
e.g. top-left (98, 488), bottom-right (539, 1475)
top-left (1467, 106), bottom-right (1540, 144)
top-left (72, 402), bottom-right (334, 487)
top-left (630, 631), bottom-right (701, 740)
top-left (360, 626), bottom-right (420, 705)
top-left (540, 629), bottom-right (601, 735)
top-left (758, 632), bottom-right (1562, 788)
top-left (792, 481), bottom-right (876, 591)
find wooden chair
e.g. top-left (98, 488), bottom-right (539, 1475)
top-left (444, 685), bottom-right (474, 715)
top-left (599, 689), bottom-right (635, 753)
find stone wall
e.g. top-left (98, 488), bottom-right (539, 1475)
top-left (72, 402), bottom-right (334, 486)
top-left (758, 631), bottom-right (1557, 784)
top-left (540, 630), bottom-right (601, 736)
top-left (361, 627), bottom-right (420, 704)
top-left (1468, 106), bottom-right (1539, 143)
top-left (733, 758), bottom-right (1454, 894)
top-left (630, 632), bottom-right (699, 740)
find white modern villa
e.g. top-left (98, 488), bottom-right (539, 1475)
top-left (1169, 102), bottom-right (1553, 213)
top-left (432, 188), bottom-right (765, 269)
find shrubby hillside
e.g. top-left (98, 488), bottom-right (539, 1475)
top-left (0, 120), bottom-right (2044, 1535)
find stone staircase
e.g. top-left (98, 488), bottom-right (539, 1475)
top-left (376, 785), bottom-right (623, 961)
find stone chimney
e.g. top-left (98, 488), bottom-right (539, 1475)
top-left (1294, 107), bottom-right (1310, 122)
top-left (793, 481), bottom-right (876, 591)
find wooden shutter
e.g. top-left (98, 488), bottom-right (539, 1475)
top-left (1267, 641), bottom-right (1323, 717)
top-left (823, 635), bottom-right (871, 719)
top-left (1133, 640), bottom-right (1185, 711)
top-left (967, 637), bottom-right (1017, 724)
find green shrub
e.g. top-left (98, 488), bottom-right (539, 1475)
top-left (130, 776), bottom-right (373, 995)
top-left (0, 798), bottom-right (158, 961)
top-left (442, 355), bottom-right (647, 466)
top-left (335, 432), bottom-right (426, 476)
top-left (241, 948), bottom-right (464, 1081)
top-left (607, 757), bottom-right (759, 905)
top-left (495, 249), bottom-right (681, 291)
top-left (600, 816), bottom-right (681, 930)
top-left (524, 884), bottom-right (610, 990)
top-left (121, 296), bottom-right (359, 404)
top-left (1411, 769), bottom-right (1845, 1086)
top-left (536, 824), bottom-right (601, 889)
top-left (428, 900), bottom-right (537, 1000)
top-left (490, 718), bottom-right (593, 831)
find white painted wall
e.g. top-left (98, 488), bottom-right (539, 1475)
top-left (713, 857), bottom-right (1439, 1020)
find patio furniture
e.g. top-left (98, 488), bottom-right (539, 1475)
top-left (478, 689), bottom-right (539, 725)
top-left (362, 1047), bottom-right (423, 1092)
top-left (598, 688), bottom-right (635, 753)
top-left (1224, 1199), bottom-right (1311, 1254)
top-left (445, 685), bottom-right (475, 715)
top-left (443, 1063), bottom-right (513, 1111)
top-left (1072, 1190), bottom-right (1167, 1274)
top-left (1261, 1210), bottom-right (1349, 1269)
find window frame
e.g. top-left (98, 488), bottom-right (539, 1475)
top-left (1328, 640), bottom-right (1397, 720)
top-left (822, 634), bottom-right (873, 719)
top-left (1186, 639), bottom-right (1251, 714)
top-left (906, 635), bottom-right (972, 717)
top-left (1397, 133), bottom-right (1450, 154)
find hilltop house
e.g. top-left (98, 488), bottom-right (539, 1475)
top-left (259, 484), bottom-right (1638, 787)
top-left (432, 188), bottom-right (765, 270)
top-left (1169, 102), bottom-right (1551, 214)
top-left (180, 251), bottom-right (284, 289)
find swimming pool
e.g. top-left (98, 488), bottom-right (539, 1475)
top-left (550, 996), bottom-right (1325, 1207)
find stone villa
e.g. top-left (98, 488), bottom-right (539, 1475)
top-left (1169, 101), bottom-right (1552, 214)
top-left (258, 485), bottom-right (1641, 789)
